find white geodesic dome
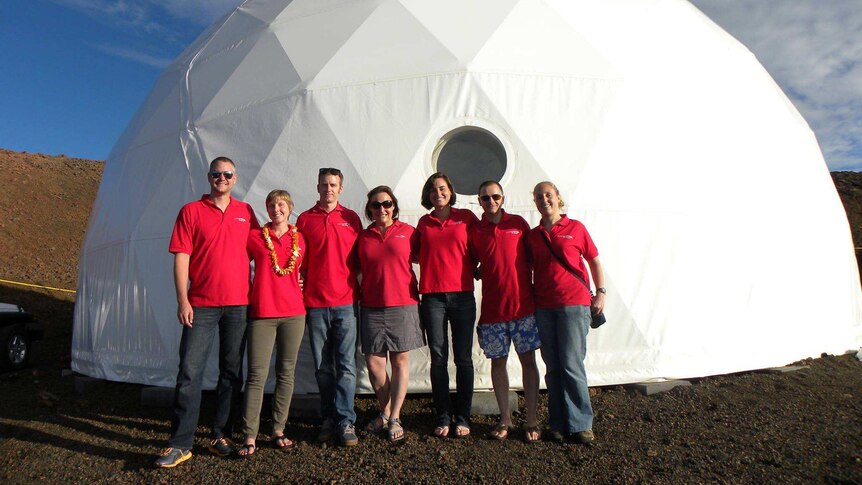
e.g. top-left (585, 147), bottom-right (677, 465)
top-left (72, 0), bottom-right (862, 393)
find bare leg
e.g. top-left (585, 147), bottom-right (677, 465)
top-left (388, 351), bottom-right (409, 421)
top-left (365, 353), bottom-right (392, 418)
top-left (388, 351), bottom-right (410, 441)
top-left (518, 349), bottom-right (541, 441)
top-left (489, 356), bottom-right (512, 439)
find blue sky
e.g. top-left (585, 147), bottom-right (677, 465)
top-left (1, 0), bottom-right (861, 170)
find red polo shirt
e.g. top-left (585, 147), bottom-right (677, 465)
top-left (417, 207), bottom-right (479, 294)
top-left (527, 215), bottom-right (598, 308)
top-left (358, 220), bottom-right (420, 307)
top-left (296, 202), bottom-right (362, 308)
top-left (247, 225), bottom-right (307, 319)
top-left (169, 195), bottom-right (259, 307)
top-left (468, 211), bottom-right (535, 323)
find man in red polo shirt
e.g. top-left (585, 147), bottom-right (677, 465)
top-left (155, 156), bottom-right (259, 468)
top-left (468, 180), bottom-right (542, 442)
top-left (296, 167), bottom-right (363, 446)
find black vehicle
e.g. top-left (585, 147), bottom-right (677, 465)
top-left (0, 303), bottom-right (43, 370)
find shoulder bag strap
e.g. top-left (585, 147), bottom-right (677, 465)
top-left (540, 231), bottom-right (593, 296)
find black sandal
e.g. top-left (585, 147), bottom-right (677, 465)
top-left (272, 435), bottom-right (296, 449)
top-left (238, 443), bottom-right (256, 458)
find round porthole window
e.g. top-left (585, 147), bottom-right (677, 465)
top-left (433, 127), bottom-right (507, 195)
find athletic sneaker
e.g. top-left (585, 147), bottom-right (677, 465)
top-left (154, 448), bottom-right (192, 468)
top-left (207, 437), bottom-right (235, 457)
top-left (572, 430), bottom-right (595, 445)
top-left (340, 423), bottom-right (359, 447)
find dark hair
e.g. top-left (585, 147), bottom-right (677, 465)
top-left (318, 167), bottom-right (344, 185)
top-left (477, 180), bottom-right (503, 195)
top-left (421, 172), bottom-right (457, 210)
top-left (209, 156), bottom-right (235, 171)
top-left (365, 186), bottom-right (399, 220)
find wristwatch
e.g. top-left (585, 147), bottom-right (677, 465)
top-left (596, 287), bottom-right (607, 294)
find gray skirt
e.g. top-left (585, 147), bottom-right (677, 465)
top-left (360, 304), bottom-right (425, 354)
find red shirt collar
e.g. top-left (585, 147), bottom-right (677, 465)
top-left (199, 194), bottom-right (237, 208)
top-left (478, 209), bottom-right (513, 227)
top-left (426, 207), bottom-right (466, 225)
top-left (307, 201), bottom-right (347, 214)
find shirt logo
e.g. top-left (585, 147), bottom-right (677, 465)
top-left (337, 222), bottom-right (352, 227)
top-left (394, 234), bottom-right (407, 239)
top-left (451, 221), bottom-right (464, 225)
top-left (557, 234), bottom-right (573, 239)
top-left (234, 217), bottom-right (247, 223)
top-left (505, 230), bottom-right (521, 235)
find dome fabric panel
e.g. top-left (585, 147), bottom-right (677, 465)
top-left (73, 0), bottom-right (862, 393)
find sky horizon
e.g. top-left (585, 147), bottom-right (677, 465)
top-left (2, 0), bottom-right (861, 170)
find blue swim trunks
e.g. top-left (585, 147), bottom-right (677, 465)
top-left (476, 314), bottom-right (541, 359)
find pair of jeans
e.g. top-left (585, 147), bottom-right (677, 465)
top-left (306, 304), bottom-right (358, 428)
top-left (420, 291), bottom-right (476, 426)
top-left (241, 315), bottom-right (305, 439)
top-left (535, 305), bottom-right (593, 434)
top-left (168, 305), bottom-right (247, 449)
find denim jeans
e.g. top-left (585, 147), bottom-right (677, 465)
top-left (535, 305), bottom-right (593, 434)
top-left (168, 305), bottom-right (247, 449)
top-left (420, 291), bottom-right (476, 426)
top-left (306, 304), bottom-right (358, 428)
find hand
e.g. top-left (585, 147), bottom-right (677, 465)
top-left (298, 273), bottom-right (305, 291)
top-left (591, 292), bottom-right (605, 315)
top-left (178, 301), bottom-right (194, 327)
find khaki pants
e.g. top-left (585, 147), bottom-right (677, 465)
top-left (241, 315), bottom-right (305, 438)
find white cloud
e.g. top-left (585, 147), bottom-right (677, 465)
top-left (51, 0), bottom-right (165, 34)
top-left (50, 0), bottom-right (241, 69)
top-left (690, 0), bottom-right (862, 170)
top-left (91, 43), bottom-right (173, 68)
top-left (156, 0), bottom-right (241, 24)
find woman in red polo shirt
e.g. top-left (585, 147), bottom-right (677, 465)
top-left (528, 181), bottom-right (605, 446)
top-left (358, 186), bottom-right (424, 443)
top-left (417, 172), bottom-right (479, 438)
top-left (238, 189), bottom-right (306, 457)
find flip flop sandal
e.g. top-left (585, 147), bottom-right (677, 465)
top-left (487, 423), bottom-right (511, 441)
top-left (364, 413), bottom-right (390, 434)
top-left (388, 418), bottom-right (405, 443)
top-left (237, 443), bottom-right (256, 458)
top-left (433, 425), bottom-right (450, 438)
top-left (523, 425), bottom-right (542, 444)
top-left (272, 436), bottom-right (296, 449)
top-left (453, 423), bottom-right (471, 438)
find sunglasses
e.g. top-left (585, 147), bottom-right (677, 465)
top-left (479, 194), bottom-right (503, 202)
top-left (209, 170), bottom-right (234, 180)
top-left (370, 200), bottom-right (394, 210)
top-left (318, 167), bottom-right (342, 176)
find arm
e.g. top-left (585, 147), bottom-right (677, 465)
top-left (587, 256), bottom-right (605, 314)
top-left (467, 228), bottom-right (481, 280)
top-left (174, 252), bottom-right (194, 327)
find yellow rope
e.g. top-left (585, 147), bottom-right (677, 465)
top-left (0, 278), bottom-right (76, 294)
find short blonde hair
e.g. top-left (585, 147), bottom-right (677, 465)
top-left (265, 189), bottom-right (294, 211)
top-left (533, 181), bottom-right (565, 209)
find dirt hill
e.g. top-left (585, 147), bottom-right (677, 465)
top-left (0, 148), bottom-right (103, 291)
top-left (832, 171), bottom-right (862, 248)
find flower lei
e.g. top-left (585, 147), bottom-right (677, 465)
top-left (262, 223), bottom-right (300, 276)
